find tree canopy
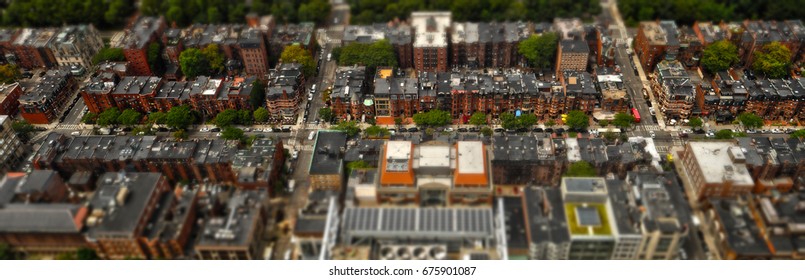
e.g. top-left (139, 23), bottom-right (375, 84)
top-left (715, 129), bottom-right (736, 139)
top-left (0, 64), bottom-right (20, 84)
top-left (140, 0), bottom-right (328, 26)
top-left (701, 40), bottom-right (739, 74)
top-left (612, 113), bottom-right (636, 129)
top-left (179, 48), bottom-right (209, 79)
top-left (166, 106), bottom-right (196, 129)
top-left (250, 80), bottom-right (266, 109)
top-left (737, 112), bottom-right (763, 129)
top-left (221, 126), bottom-right (245, 140)
top-left (333, 120), bottom-right (360, 137)
top-left (148, 112), bottom-right (167, 125)
top-left (3, 0), bottom-right (136, 28)
top-left (214, 109), bottom-right (239, 127)
top-left (518, 33), bottom-right (559, 69)
top-left (318, 108), bottom-right (335, 122)
top-left (565, 110), bottom-right (590, 130)
top-left (790, 130), bottom-right (805, 139)
top-left (253, 107), bottom-right (270, 123)
top-left (689, 117), bottom-right (703, 128)
top-left (752, 42), bottom-right (792, 79)
top-left (365, 125), bottom-right (390, 138)
top-left (618, 0), bottom-right (804, 26)
top-left (338, 40), bottom-right (398, 69)
top-left (413, 109), bottom-right (452, 127)
top-left (298, 0), bottom-right (331, 24)
top-left (280, 45), bottom-right (316, 78)
top-left (11, 120), bottom-right (35, 142)
top-left (348, 0), bottom-right (600, 24)
top-left (468, 112), bottom-right (487, 126)
top-left (97, 108), bottom-right (121, 127)
top-left (92, 48), bottom-right (125, 65)
top-left (117, 109), bottom-right (142, 126)
top-left (564, 161), bottom-right (597, 177)
top-left (500, 112), bottom-right (537, 130)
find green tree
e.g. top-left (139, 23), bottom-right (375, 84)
top-left (117, 109), bottom-right (142, 126)
top-left (565, 110), bottom-right (590, 130)
top-left (480, 126), bottom-right (493, 136)
top-left (298, 0), bottom-right (331, 24)
top-left (738, 112), bottom-right (763, 129)
top-left (207, 7), bottom-right (222, 23)
top-left (147, 42), bottom-right (163, 75)
top-left (334, 120), bottom-right (360, 137)
top-left (202, 44), bottom-right (225, 74)
top-left (365, 125), bottom-right (389, 137)
top-left (518, 114), bottom-right (538, 128)
top-left (715, 129), bottom-right (735, 139)
top-left (148, 112), bottom-right (167, 125)
top-left (612, 113), bottom-right (636, 129)
top-left (104, 0), bottom-right (131, 26)
top-left (166, 106), bottom-right (196, 129)
top-left (412, 109), bottom-right (451, 127)
top-left (545, 120), bottom-right (556, 127)
top-left (346, 160), bottom-right (373, 173)
top-left (468, 112), bottom-right (487, 126)
top-left (76, 248), bottom-right (99, 260)
top-left (280, 45), bottom-right (316, 78)
top-left (92, 48), bottom-right (125, 65)
top-left (338, 40), bottom-right (398, 69)
top-left (701, 40), bottom-right (739, 74)
top-left (179, 48), bottom-right (209, 79)
top-left (253, 107), bottom-right (270, 123)
top-left (518, 33), bottom-right (559, 69)
top-left (221, 126), bottom-right (245, 140)
top-left (319, 107), bottom-right (335, 122)
top-left (140, 0), bottom-right (161, 16)
top-left (228, 3), bottom-right (248, 23)
top-left (214, 109), bottom-right (239, 127)
top-left (173, 129), bottom-right (188, 140)
top-left (565, 161), bottom-right (597, 177)
top-left (237, 109), bottom-right (253, 125)
top-left (97, 108), bottom-right (121, 127)
top-left (11, 120), bottom-right (35, 142)
top-left (250, 80), bottom-right (266, 109)
top-left (752, 42), bottom-right (792, 79)
top-left (598, 120), bottom-right (610, 127)
top-left (689, 117), bottom-right (703, 129)
top-left (790, 129), bottom-right (805, 139)
top-left (0, 243), bottom-right (10, 260)
top-left (0, 64), bottom-right (20, 84)
top-left (166, 5), bottom-right (185, 25)
top-left (603, 131), bottom-right (618, 142)
top-left (82, 112), bottom-right (98, 124)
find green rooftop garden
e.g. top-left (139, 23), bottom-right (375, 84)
top-left (565, 202), bottom-right (612, 236)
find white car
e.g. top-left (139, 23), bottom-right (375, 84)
top-left (308, 94), bottom-right (313, 101)
top-left (292, 150), bottom-right (299, 160)
top-left (444, 128), bottom-right (454, 132)
top-left (771, 128), bottom-right (782, 134)
top-left (253, 128), bottom-right (262, 132)
top-left (215, 132), bottom-right (221, 137)
top-left (706, 131), bottom-right (715, 138)
top-left (70, 131), bottom-right (81, 136)
top-left (200, 127), bottom-right (210, 132)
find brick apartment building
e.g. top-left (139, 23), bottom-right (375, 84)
top-left (180, 25), bottom-right (269, 76)
top-left (114, 17), bottom-right (166, 76)
top-left (85, 172), bottom-right (171, 259)
top-left (51, 25), bottom-right (104, 68)
top-left (557, 40), bottom-right (589, 74)
top-left (342, 23), bottom-right (414, 69)
top-left (0, 115), bottom-right (26, 176)
top-left (594, 67), bottom-right (629, 113)
top-left (330, 66), bottom-right (369, 120)
top-left (412, 12), bottom-right (451, 72)
top-left (738, 20), bottom-right (805, 67)
top-left (9, 28), bottom-right (58, 69)
top-left (680, 142), bottom-right (755, 201)
top-left (651, 60), bottom-right (695, 121)
top-left (0, 83), bottom-right (22, 116)
top-left (451, 22), bottom-right (531, 69)
top-left (32, 133), bottom-right (284, 190)
top-left (266, 63), bottom-right (304, 119)
top-left (635, 21), bottom-right (680, 73)
top-left (309, 131), bottom-right (347, 191)
top-left (18, 69), bottom-right (76, 124)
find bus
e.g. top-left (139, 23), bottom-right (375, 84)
top-left (631, 108), bottom-right (641, 123)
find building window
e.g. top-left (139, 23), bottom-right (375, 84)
top-left (655, 237), bottom-right (672, 252)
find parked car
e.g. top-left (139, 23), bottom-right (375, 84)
top-left (281, 127), bottom-right (291, 132)
top-left (457, 128), bottom-right (468, 132)
top-left (469, 127), bottom-right (480, 132)
top-left (210, 127), bottom-right (221, 132)
top-left (494, 128), bottom-right (504, 133)
top-left (408, 127), bottom-right (419, 132)
top-left (444, 127), bottom-right (454, 132)
top-left (533, 127), bottom-right (544, 132)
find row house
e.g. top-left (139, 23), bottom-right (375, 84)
top-left (81, 72), bottom-right (255, 118)
top-left (269, 23), bottom-right (315, 65)
top-left (651, 60), bottom-right (695, 121)
top-left (677, 26), bottom-right (704, 69)
top-left (412, 12), bottom-right (451, 72)
top-left (0, 83), bottom-right (22, 116)
top-left (266, 63), bottom-right (304, 119)
top-left (739, 20), bottom-right (805, 66)
top-left (696, 72), bottom-right (748, 122)
top-left (180, 25), bottom-right (269, 76)
top-left (635, 21), bottom-right (680, 72)
top-left (9, 28), bottom-right (58, 69)
top-left (330, 66), bottom-right (370, 121)
top-left (51, 25), bottom-right (104, 68)
top-left (450, 22), bottom-right (531, 69)
top-left (594, 67), bottom-right (629, 113)
top-left (32, 133), bottom-right (284, 190)
top-left (561, 71), bottom-right (599, 114)
top-left (556, 40), bottom-right (589, 74)
top-left (113, 17), bottom-right (167, 76)
top-left (741, 77), bottom-right (805, 122)
top-left (737, 137), bottom-right (805, 192)
top-left (18, 70), bottom-right (76, 124)
top-left (342, 23), bottom-right (414, 69)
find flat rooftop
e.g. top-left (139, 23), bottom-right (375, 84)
top-left (411, 11), bottom-right (451, 48)
top-left (686, 142), bottom-right (753, 186)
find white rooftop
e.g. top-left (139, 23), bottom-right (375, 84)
top-left (412, 11), bottom-right (451, 48)
top-left (597, 74), bottom-right (622, 83)
top-left (687, 142), bottom-right (754, 186)
top-left (386, 141), bottom-right (412, 160)
top-left (417, 145), bottom-right (451, 168)
top-left (566, 138), bottom-right (582, 162)
top-left (457, 141), bottom-right (484, 174)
